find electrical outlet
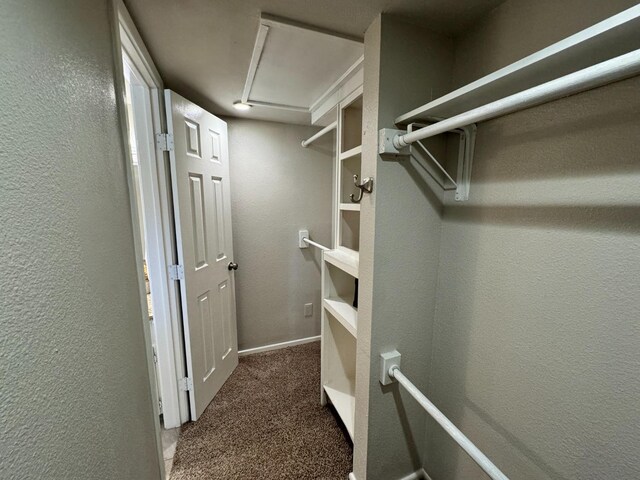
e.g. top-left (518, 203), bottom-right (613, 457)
top-left (304, 303), bottom-right (313, 317)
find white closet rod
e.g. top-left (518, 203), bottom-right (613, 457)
top-left (301, 121), bottom-right (337, 147)
top-left (302, 237), bottom-right (330, 251)
top-left (389, 366), bottom-right (509, 480)
top-left (393, 48), bottom-right (640, 149)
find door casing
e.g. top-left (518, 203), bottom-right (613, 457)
top-left (111, 0), bottom-right (189, 439)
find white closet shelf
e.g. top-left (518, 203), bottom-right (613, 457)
top-left (339, 145), bottom-right (362, 161)
top-left (323, 385), bottom-right (355, 440)
top-left (324, 247), bottom-right (359, 278)
top-left (339, 203), bottom-right (361, 212)
top-left (324, 298), bottom-right (357, 338)
top-left (395, 5), bottom-right (640, 124)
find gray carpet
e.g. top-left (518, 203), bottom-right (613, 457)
top-left (170, 342), bottom-right (353, 479)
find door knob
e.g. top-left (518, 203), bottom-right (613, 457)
top-left (228, 261), bottom-right (238, 271)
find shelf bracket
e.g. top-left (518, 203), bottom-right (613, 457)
top-left (455, 124), bottom-right (476, 202)
top-left (408, 122), bottom-right (476, 202)
top-left (379, 122), bottom-right (476, 201)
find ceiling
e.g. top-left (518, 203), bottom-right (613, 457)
top-left (242, 16), bottom-right (364, 112)
top-left (124, 0), bottom-right (504, 125)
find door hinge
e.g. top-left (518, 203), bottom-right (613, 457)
top-left (158, 398), bottom-right (163, 413)
top-left (156, 132), bottom-right (174, 152)
top-left (168, 264), bottom-right (184, 281)
top-left (179, 377), bottom-right (193, 392)
top-left (152, 346), bottom-right (158, 365)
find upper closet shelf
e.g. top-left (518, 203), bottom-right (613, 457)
top-left (394, 5), bottom-right (640, 125)
top-left (324, 247), bottom-right (359, 278)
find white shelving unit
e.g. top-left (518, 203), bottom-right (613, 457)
top-left (321, 85), bottom-right (363, 440)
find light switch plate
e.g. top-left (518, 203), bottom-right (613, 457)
top-left (304, 303), bottom-right (313, 317)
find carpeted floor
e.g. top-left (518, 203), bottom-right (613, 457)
top-left (170, 342), bottom-right (353, 479)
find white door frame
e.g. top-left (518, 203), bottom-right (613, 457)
top-left (110, 0), bottom-right (189, 430)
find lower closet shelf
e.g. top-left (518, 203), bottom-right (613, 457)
top-left (323, 298), bottom-right (357, 337)
top-left (323, 385), bottom-right (355, 440)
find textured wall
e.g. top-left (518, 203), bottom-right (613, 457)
top-left (423, 1), bottom-right (640, 479)
top-left (226, 118), bottom-right (333, 351)
top-left (354, 16), bottom-right (454, 480)
top-left (0, 1), bottom-right (161, 479)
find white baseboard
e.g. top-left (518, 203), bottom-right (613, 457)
top-left (398, 468), bottom-right (430, 480)
top-left (397, 470), bottom-right (424, 480)
top-left (349, 468), bottom-right (429, 480)
top-left (238, 335), bottom-right (320, 357)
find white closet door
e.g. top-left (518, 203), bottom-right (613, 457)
top-left (165, 90), bottom-right (239, 420)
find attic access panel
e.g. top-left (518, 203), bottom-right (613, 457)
top-left (241, 15), bottom-right (364, 112)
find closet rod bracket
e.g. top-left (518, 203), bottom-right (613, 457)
top-left (379, 128), bottom-right (410, 157)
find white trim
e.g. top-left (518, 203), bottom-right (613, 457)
top-left (117, 4), bottom-right (162, 88)
top-left (311, 65), bottom-right (363, 126)
top-left (260, 14), bottom-right (363, 44)
top-left (398, 469), bottom-right (430, 480)
top-left (310, 55), bottom-right (364, 113)
top-left (245, 99), bottom-right (308, 112)
top-left (112, 0), bottom-right (189, 429)
top-left (241, 23), bottom-right (269, 103)
top-left (238, 336), bottom-right (321, 357)
top-left (109, 1), bottom-right (164, 477)
top-left (348, 469), bottom-right (430, 480)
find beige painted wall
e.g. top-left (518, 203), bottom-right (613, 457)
top-left (423, 1), bottom-right (640, 479)
top-left (226, 118), bottom-right (333, 351)
top-left (0, 1), bottom-right (161, 479)
top-left (354, 15), bottom-right (454, 480)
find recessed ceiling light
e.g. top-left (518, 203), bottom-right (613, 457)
top-left (233, 101), bottom-right (252, 111)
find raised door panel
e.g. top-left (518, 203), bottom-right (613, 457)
top-left (188, 174), bottom-right (209, 270)
top-left (211, 177), bottom-right (227, 263)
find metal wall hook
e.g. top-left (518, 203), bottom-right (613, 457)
top-left (350, 174), bottom-right (374, 203)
